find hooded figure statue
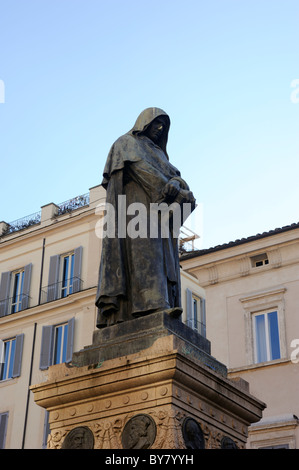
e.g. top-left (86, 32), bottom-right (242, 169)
top-left (95, 107), bottom-right (195, 328)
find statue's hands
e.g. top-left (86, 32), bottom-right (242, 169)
top-left (161, 179), bottom-right (196, 211)
top-left (162, 179), bottom-right (181, 198)
top-left (180, 189), bottom-right (195, 203)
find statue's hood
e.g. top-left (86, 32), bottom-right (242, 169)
top-left (128, 107), bottom-right (170, 158)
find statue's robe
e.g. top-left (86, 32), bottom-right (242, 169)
top-left (95, 108), bottom-right (192, 327)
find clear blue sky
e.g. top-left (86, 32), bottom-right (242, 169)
top-left (0, 0), bottom-right (298, 249)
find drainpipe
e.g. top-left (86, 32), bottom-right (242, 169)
top-left (21, 322), bottom-right (37, 449)
top-left (38, 238), bottom-right (46, 305)
top-left (22, 237), bottom-right (46, 447)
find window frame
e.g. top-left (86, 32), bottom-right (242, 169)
top-left (39, 317), bottom-right (75, 370)
top-left (240, 287), bottom-right (287, 366)
top-left (0, 412), bottom-right (9, 449)
top-left (186, 288), bottom-right (206, 337)
top-left (0, 334), bottom-right (24, 381)
top-left (45, 246), bottom-right (82, 303)
top-left (0, 264), bottom-right (32, 316)
top-left (0, 338), bottom-right (16, 381)
top-left (60, 252), bottom-right (75, 298)
top-left (10, 268), bottom-right (25, 313)
top-left (250, 253), bottom-right (269, 268)
top-left (52, 322), bottom-right (69, 365)
top-left (252, 310), bottom-right (281, 363)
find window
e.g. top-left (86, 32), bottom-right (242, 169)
top-left (0, 335), bottom-right (24, 381)
top-left (186, 289), bottom-right (206, 337)
top-left (0, 338), bottom-right (15, 381)
top-left (53, 323), bottom-right (69, 365)
top-left (250, 253), bottom-right (269, 268)
top-left (253, 311), bottom-right (281, 363)
top-left (39, 318), bottom-right (75, 370)
top-left (11, 269), bottom-right (25, 313)
top-left (240, 287), bottom-right (287, 366)
top-left (44, 246), bottom-right (82, 302)
top-left (61, 253), bottom-right (74, 298)
top-left (0, 264), bottom-right (32, 317)
top-left (0, 412), bottom-right (9, 449)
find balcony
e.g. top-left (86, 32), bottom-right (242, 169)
top-left (0, 294), bottom-right (30, 317)
top-left (40, 277), bottom-right (83, 304)
top-left (1, 192), bottom-right (90, 237)
top-left (56, 193), bottom-right (89, 216)
top-left (1, 212), bottom-right (41, 236)
top-left (184, 318), bottom-right (206, 338)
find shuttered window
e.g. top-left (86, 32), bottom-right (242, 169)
top-left (0, 264), bottom-right (32, 317)
top-left (0, 272), bottom-right (11, 317)
top-left (39, 318), bottom-right (75, 370)
top-left (186, 288), bottom-right (206, 337)
top-left (46, 247), bottom-right (82, 302)
top-left (47, 255), bottom-right (60, 302)
top-left (0, 335), bottom-right (24, 380)
top-left (0, 412), bottom-right (9, 449)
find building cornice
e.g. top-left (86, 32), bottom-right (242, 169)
top-left (180, 222), bottom-right (299, 263)
top-left (0, 206), bottom-right (97, 249)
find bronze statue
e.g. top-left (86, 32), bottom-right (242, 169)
top-left (95, 107), bottom-right (195, 328)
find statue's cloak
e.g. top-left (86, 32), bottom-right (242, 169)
top-left (95, 108), bottom-right (187, 327)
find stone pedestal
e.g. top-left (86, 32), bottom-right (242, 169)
top-left (31, 312), bottom-right (266, 449)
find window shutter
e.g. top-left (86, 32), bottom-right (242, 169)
top-left (21, 264), bottom-right (32, 310)
top-left (72, 246), bottom-right (83, 293)
top-left (65, 317), bottom-right (75, 363)
top-left (0, 272), bottom-right (11, 317)
top-left (200, 297), bottom-right (206, 337)
top-left (12, 334), bottom-right (24, 378)
top-left (0, 412), bottom-right (9, 449)
top-left (47, 256), bottom-right (60, 302)
top-left (0, 339), bottom-right (4, 364)
top-left (39, 326), bottom-right (54, 370)
top-left (186, 288), bottom-right (193, 329)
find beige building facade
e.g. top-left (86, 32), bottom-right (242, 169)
top-left (180, 223), bottom-right (299, 448)
top-left (0, 185), bottom-right (206, 449)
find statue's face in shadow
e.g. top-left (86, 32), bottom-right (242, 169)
top-left (71, 431), bottom-right (85, 448)
top-left (127, 419), bottom-right (148, 447)
top-left (143, 116), bottom-right (168, 145)
top-left (128, 421), bottom-right (142, 447)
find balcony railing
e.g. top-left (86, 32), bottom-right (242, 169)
top-left (184, 318), bottom-right (206, 338)
top-left (0, 278), bottom-right (84, 316)
top-left (0, 294), bottom-right (30, 316)
top-left (1, 192), bottom-right (90, 237)
top-left (57, 193), bottom-right (90, 216)
top-left (3, 212), bottom-right (41, 235)
top-left (40, 277), bottom-right (83, 304)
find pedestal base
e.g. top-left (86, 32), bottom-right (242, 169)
top-left (31, 312), bottom-right (266, 449)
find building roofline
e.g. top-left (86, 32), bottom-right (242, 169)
top-left (180, 221), bottom-right (299, 261)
